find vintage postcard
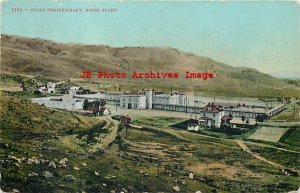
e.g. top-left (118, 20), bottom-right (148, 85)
top-left (0, 1), bottom-right (299, 193)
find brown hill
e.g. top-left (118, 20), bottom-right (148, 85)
top-left (1, 34), bottom-right (297, 95)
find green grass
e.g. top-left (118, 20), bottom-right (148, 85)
top-left (247, 126), bottom-right (289, 143)
top-left (132, 116), bottom-right (186, 128)
top-left (279, 127), bottom-right (300, 152)
top-left (248, 144), bottom-right (300, 169)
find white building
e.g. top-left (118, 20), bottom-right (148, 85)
top-left (187, 124), bottom-right (199, 131)
top-left (178, 92), bottom-right (194, 106)
top-left (46, 82), bottom-right (56, 93)
top-left (38, 86), bottom-right (48, 94)
top-left (74, 88), bottom-right (195, 110)
top-left (37, 82), bottom-right (57, 94)
top-left (224, 107), bottom-right (267, 119)
top-left (119, 94), bottom-right (146, 109)
top-left (145, 89), bottom-right (153, 109)
top-left (102, 93), bottom-right (121, 105)
top-left (69, 86), bottom-right (81, 95)
top-left (99, 107), bottom-right (110, 116)
top-left (31, 97), bottom-right (84, 110)
top-left (199, 103), bottom-right (225, 128)
top-left (153, 94), bottom-right (179, 105)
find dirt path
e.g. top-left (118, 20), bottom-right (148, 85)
top-left (235, 140), bottom-right (285, 169)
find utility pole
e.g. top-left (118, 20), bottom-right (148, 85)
top-left (293, 105), bottom-right (296, 120)
top-left (125, 125), bottom-right (128, 139)
top-left (271, 102), bottom-right (273, 108)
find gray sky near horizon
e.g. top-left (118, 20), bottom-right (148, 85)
top-left (2, 1), bottom-right (300, 74)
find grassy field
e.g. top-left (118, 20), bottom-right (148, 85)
top-left (278, 126), bottom-right (300, 152)
top-left (247, 126), bottom-right (289, 143)
top-left (132, 116), bottom-right (186, 128)
top-left (248, 143), bottom-right (300, 169)
top-left (282, 127), bottom-right (300, 146)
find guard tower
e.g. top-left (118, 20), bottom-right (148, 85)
top-left (145, 89), bottom-right (153, 109)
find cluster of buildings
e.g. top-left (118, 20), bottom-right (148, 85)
top-left (32, 81), bottom-right (286, 129)
top-left (74, 89), bottom-right (194, 110)
top-left (186, 102), bottom-right (285, 131)
top-left (36, 82), bottom-right (58, 94)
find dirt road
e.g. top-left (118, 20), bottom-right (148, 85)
top-left (235, 140), bottom-right (285, 169)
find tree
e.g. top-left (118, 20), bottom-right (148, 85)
top-left (100, 99), bottom-right (106, 106)
top-left (226, 118), bottom-right (231, 125)
top-left (33, 90), bottom-right (41, 95)
top-left (241, 115), bottom-right (246, 122)
top-left (82, 99), bottom-right (90, 110)
top-left (93, 101), bottom-right (101, 107)
top-left (255, 114), bottom-right (268, 122)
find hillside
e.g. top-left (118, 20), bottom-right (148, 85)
top-left (1, 34), bottom-right (298, 96)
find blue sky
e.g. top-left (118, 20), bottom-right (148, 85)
top-left (2, 1), bottom-right (300, 74)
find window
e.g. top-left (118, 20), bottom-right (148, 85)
top-left (129, 98), bottom-right (131, 102)
top-left (213, 113), bottom-right (215, 117)
top-left (134, 98), bottom-right (137, 102)
top-left (123, 104), bottom-right (125, 108)
top-left (134, 104), bottom-right (137, 108)
top-left (203, 113), bottom-right (206, 116)
top-left (213, 120), bottom-right (215, 124)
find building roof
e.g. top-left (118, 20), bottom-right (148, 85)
top-left (107, 92), bottom-right (122, 95)
top-left (214, 102), bottom-right (240, 108)
top-left (227, 107), bottom-right (266, 114)
top-left (120, 94), bottom-right (145, 97)
top-left (155, 94), bottom-right (171, 98)
top-left (99, 107), bottom-right (110, 115)
top-left (129, 91), bottom-right (141, 95)
top-left (120, 115), bottom-right (131, 125)
top-left (70, 86), bottom-right (80, 90)
top-left (201, 103), bottom-right (222, 113)
top-left (155, 94), bottom-right (179, 98)
top-left (87, 104), bottom-right (98, 112)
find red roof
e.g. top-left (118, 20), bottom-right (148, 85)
top-left (120, 115), bottom-right (131, 125)
top-left (87, 104), bottom-right (98, 112)
top-left (99, 107), bottom-right (110, 115)
top-left (202, 103), bottom-right (222, 113)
